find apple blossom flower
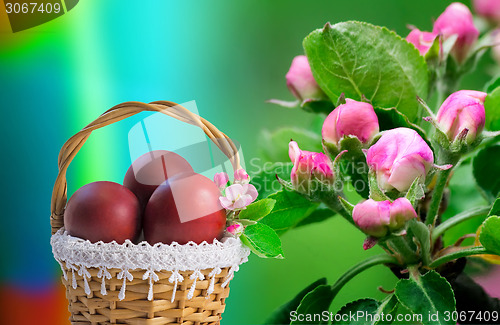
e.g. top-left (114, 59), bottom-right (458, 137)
top-left (289, 140), bottom-right (335, 194)
top-left (286, 55), bottom-right (327, 102)
top-left (322, 98), bottom-right (379, 151)
top-left (406, 29), bottom-right (438, 55)
top-left (219, 183), bottom-right (258, 211)
top-left (433, 2), bottom-right (479, 63)
top-left (213, 172), bottom-right (229, 190)
top-left (226, 223), bottom-right (244, 236)
top-left (473, 0), bottom-right (500, 25)
top-left (353, 198), bottom-right (417, 238)
top-left (234, 168), bottom-right (250, 184)
top-left (366, 128), bottom-right (434, 192)
top-left (436, 90), bottom-right (486, 144)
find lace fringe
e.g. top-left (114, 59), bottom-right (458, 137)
top-left (52, 229), bottom-right (250, 301)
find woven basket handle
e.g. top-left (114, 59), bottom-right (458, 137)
top-left (50, 100), bottom-right (241, 234)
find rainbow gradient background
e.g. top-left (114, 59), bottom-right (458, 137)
top-left (1, 0), bottom-right (499, 324)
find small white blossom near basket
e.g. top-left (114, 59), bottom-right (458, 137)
top-left (50, 101), bottom-right (250, 325)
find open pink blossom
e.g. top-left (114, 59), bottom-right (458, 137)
top-left (406, 29), bottom-right (438, 55)
top-left (366, 128), bottom-right (434, 192)
top-left (353, 198), bottom-right (417, 239)
top-left (286, 55), bottom-right (327, 102)
top-left (213, 172), bottom-right (229, 190)
top-left (433, 2), bottom-right (479, 63)
top-left (234, 168), bottom-right (250, 184)
top-left (437, 90), bottom-right (486, 144)
top-left (219, 183), bottom-right (258, 211)
top-left (322, 98), bottom-right (379, 148)
top-left (289, 140), bottom-right (334, 194)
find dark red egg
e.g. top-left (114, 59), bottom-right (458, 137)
top-left (144, 173), bottom-right (227, 245)
top-left (64, 181), bottom-right (141, 244)
top-left (123, 150), bottom-right (193, 210)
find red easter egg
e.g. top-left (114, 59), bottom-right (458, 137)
top-left (144, 173), bottom-right (226, 245)
top-left (123, 150), bottom-right (193, 210)
top-left (64, 181), bottom-right (141, 244)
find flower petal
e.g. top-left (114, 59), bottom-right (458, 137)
top-left (245, 184), bottom-right (259, 202)
top-left (224, 184), bottom-right (243, 201)
top-left (219, 197), bottom-right (234, 210)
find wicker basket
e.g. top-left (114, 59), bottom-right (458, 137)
top-left (50, 101), bottom-right (248, 325)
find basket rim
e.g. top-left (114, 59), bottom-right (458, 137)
top-left (51, 228), bottom-right (250, 273)
top-left (52, 228), bottom-right (250, 301)
top-left (52, 227), bottom-right (247, 250)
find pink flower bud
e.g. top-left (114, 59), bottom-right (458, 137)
top-left (286, 55), bottom-right (327, 102)
top-left (433, 2), bottom-right (479, 63)
top-left (353, 199), bottom-right (391, 237)
top-left (389, 198), bottom-right (419, 230)
top-left (322, 99), bottom-right (379, 147)
top-left (227, 223), bottom-right (243, 236)
top-left (234, 168), bottom-right (250, 184)
top-left (353, 198), bottom-right (417, 238)
top-left (406, 29), bottom-right (438, 55)
top-left (366, 128), bottom-right (434, 192)
top-left (473, 0), bottom-right (500, 24)
top-left (213, 172), bottom-right (229, 189)
top-left (289, 141), bottom-right (335, 194)
top-left (436, 90), bottom-right (486, 144)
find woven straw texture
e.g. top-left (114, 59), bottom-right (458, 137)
top-left (51, 101), bottom-right (243, 324)
top-left (63, 267), bottom-right (231, 325)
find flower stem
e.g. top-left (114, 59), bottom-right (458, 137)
top-left (426, 167), bottom-right (453, 226)
top-left (426, 151), bottom-right (460, 226)
top-left (429, 246), bottom-right (491, 268)
top-left (330, 254), bottom-right (399, 297)
top-left (431, 206), bottom-right (490, 243)
top-left (385, 235), bottom-right (419, 265)
top-left (321, 192), bottom-right (354, 225)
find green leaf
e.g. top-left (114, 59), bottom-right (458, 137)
top-left (333, 295), bottom-right (398, 325)
top-left (240, 223), bottom-right (284, 258)
top-left (407, 219), bottom-right (431, 266)
top-left (484, 86), bottom-right (500, 131)
top-left (472, 145), bottom-right (500, 202)
top-left (295, 208), bottom-right (336, 228)
top-left (303, 21), bottom-right (428, 122)
top-left (266, 278), bottom-right (327, 324)
top-left (479, 215), bottom-right (500, 255)
top-left (395, 270), bottom-right (455, 325)
top-left (301, 99), bottom-right (335, 114)
top-left (374, 107), bottom-right (431, 147)
top-left (338, 196), bottom-right (355, 215)
top-left (238, 198), bottom-right (276, 221)
top-left (251, 162), bottom-right (293, 200)
top-left (405, 177), bottom-right (425, 206)
top-left (338, 136), bottom-right (370, 198)
top-left (484, 75), bottom-right (500, 93)
top-left (488, 198), bottom-right (500, 217)
top-left (237, 219), bottom-right (257, 226)
top-left (259, 190), bottom-right (319, 235)
top-left (368, 171), bottom-right (391, 201)
top-left (291, 285), bottom-right (334, 325)
top-left (258, 127), bottom-right (322, 163)
top-left (424, 35), bottom-right (441, 73)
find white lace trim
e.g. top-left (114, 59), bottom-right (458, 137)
top-left (51, 228), bottom-right (250, 301)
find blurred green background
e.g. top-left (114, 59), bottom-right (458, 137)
top-left (0, 0), bottom-right (495, 324)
